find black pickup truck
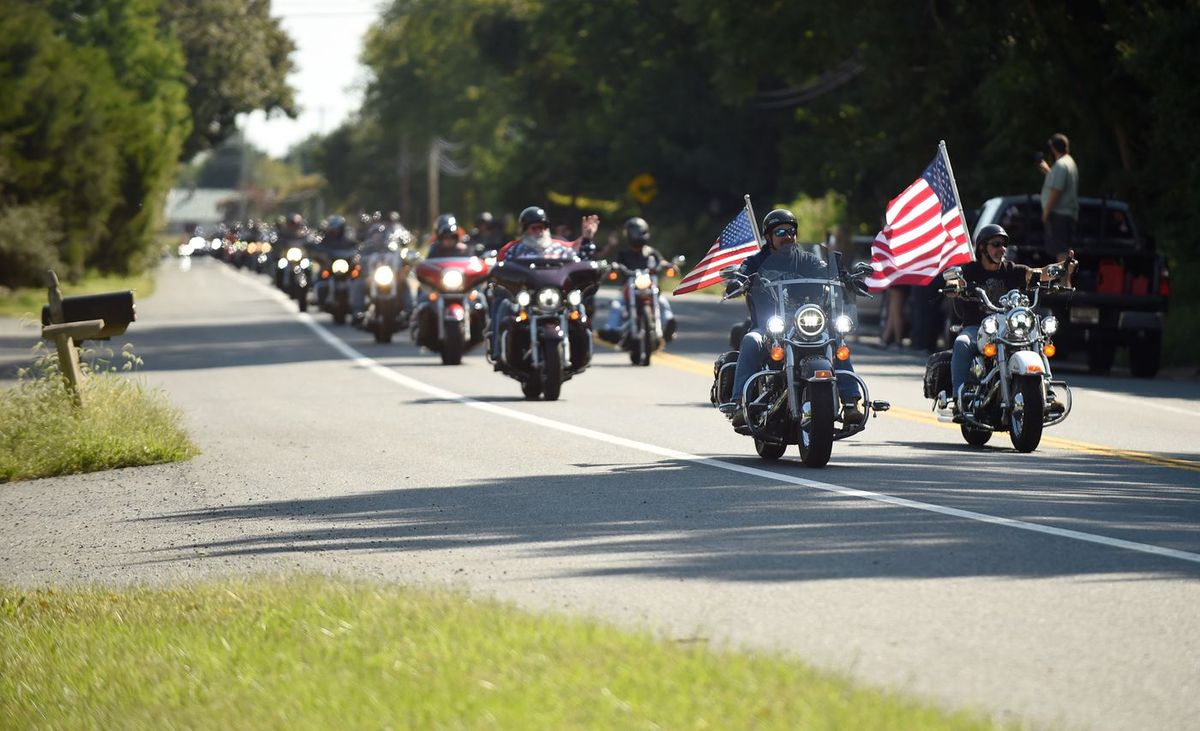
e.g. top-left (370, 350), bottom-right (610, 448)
top-left (971, 195), bottom-right (1170, 377)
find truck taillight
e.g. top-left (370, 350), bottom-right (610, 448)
top-left (1159, 266), bottom-right (1170, 297)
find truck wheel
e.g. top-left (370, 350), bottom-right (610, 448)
top-left (1086, 339), bottom-right (1115, 375)
top-left (1128, 335), bottom-right (1161, 378)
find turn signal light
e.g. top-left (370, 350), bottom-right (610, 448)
top-left (1026, 364), bottom-right (1043, 374)
top-left (665, 267), bottom-right (677, 277)
top-left (813, 369), bottom-right (833, 379)
top-left (468, 291), bottom-right (478, 301)
top-left (350, 266), bottom-right (361, 279)
top-left (429, 292), bottom-right (438, 301)
top-left (569, 310), bottom-right (581, 321)
top-left (1043, 343), bottom-right (1056, 358)
top-left (982, 343), bottom-right (997, 357)
top-left (516, 311), bottom-right (528, 322)
top-left (835, 345), bottom-right (851, 361)
top-left (608, 271), bottom-right (618, 281)
top-left (320, 271), bottom-right (330, 280)
top-left (769, 345), bottom-right (785, 361)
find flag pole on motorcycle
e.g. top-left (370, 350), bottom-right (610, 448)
top-left (673, 196), bottom-right (761, 296)
top-left (864, 141), bottom-right (975, 292)
top-left (938, 140), bottom-right (975, 262)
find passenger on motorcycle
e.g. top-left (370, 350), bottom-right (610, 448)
top-left (946, 223), bottom-right (1051, 411)
top-left (489, 206), bottom-right (600, 360)
top-left (427, 214), bottom-right (478, 258)
top-left (597, 217), bottom-right (677, 344)
top-left (727, 209), bottom-right (864, 427)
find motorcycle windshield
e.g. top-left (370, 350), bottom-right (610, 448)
top-left (749, 246), bottom-right (840, 320)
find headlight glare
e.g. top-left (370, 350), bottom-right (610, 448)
top-left (982, 316), bottom-right (1000, 335)
top-left (834, 314), bottom-right (854, 334)
top-left (516, 291), bottom-right (532, 307)
top-left (766, 316), bottom-right (785, 335)
top-left (331, 258), bottom-right (350, 275)
top-left (567, 289), bottom-right (583, 306)
top-left (441, 269), bottom-right (465, 290)
top-left (634, 272), bottom-right (652, 290)
top-left (1007, 308), bottom-right (1035, 339)
top-left (374, 265), bottom-right (396, 287)
top-left (1041, 315), bottom-right (1059, 336)
top-left (286, 246), bottom-right (304, 262)
top-left (537, 288), bottom-right (561, 309)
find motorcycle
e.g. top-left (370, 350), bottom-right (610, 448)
top-left (276, 240), bottom-right (312, 312)
top-left (361, 226), bottom-right (416, 343)
top-left (488, 257), bottom-right (602, 400)
top-left (410, 251), bottom-right (493, 363)
top-left (710, 248), bottom-right (888, 466)
top-left (310, 245), bottom-right (362, 325)
top-left (604, 255), bottom-right (684, 366)
top-left (924, 263), bottom-right (1073, 452)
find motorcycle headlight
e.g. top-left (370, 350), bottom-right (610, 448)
top-left (537, 288), bottom-right (561, 309)
top-left (1007, 308), bottom-right (1035, 340)
top-left (1041, 314), bottom-right (1059, 336)
top-left (277, 258), bottom-right (288, 270)
top-left (834, 314), bottom-right (854, 335)
top-left (441, 269), bottom-right (465, 290)
top-left (300, 258), bottom-right (310, 269)
top-left (374, 265), bottom-right (396, 287)
top-left (516, 291), bottom-right (532, 307)
top-left (981, 316), bottom-right (1000, 335)
top-left (634, 272), bottom-right (653, 290)
top-left (286, 246), bottom-right (304, 262)
top-left (794, 305), bottom-right (826, 337)
top-left (260, 243), bottom-right (272, 254)
top-left (567, 289), bottom-right (583, 306)
top-left (331, 258), bottom-right (350, 275)
top-left (766, 316), bottom-right (785, 335)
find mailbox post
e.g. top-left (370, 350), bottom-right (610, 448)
top-left (39, 270), bottom-right (136, 407)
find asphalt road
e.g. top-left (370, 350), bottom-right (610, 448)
top-left (3, 256), bottom-right (1199, 730)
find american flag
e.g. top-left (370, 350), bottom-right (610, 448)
top-left (673, 208), bottom-right (760, 295)
top-left (866, 147), bottom-right (973, 291)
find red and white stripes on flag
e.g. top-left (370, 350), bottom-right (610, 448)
top-left (673, 208), bottom-right (760, 295)
top-left (866, 146), bottom-right (973, 291)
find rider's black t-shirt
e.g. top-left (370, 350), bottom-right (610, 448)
top-left (954, 260), bottom-right (1034, 326)
top-left (616, 244), bottom-right (663, 270)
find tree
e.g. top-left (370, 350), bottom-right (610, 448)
top-left (159, 0), bottom-right (297, 161)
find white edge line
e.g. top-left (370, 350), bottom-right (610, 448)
top-left (225, 264), bottom-right (1200, 567)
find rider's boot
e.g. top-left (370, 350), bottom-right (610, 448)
top-left (841, 399), bottom-right (866, 426)
top-left (663, 318), bottom-right (677, 342)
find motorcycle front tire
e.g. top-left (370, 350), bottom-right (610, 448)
top-left (441, 322), bottom-right (464, 365)
top-left (1008, 375), bottom-right (1045, 453)
top-left (797, 382), bottom-right (835, 468)
top-left (541, 341), bottom-right (564, 401)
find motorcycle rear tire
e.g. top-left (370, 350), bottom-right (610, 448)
top-left (754, 439), bottom-right (786, 460)
top-left (541, 342), bottom-right (564, 401)
top-left (961, 424), bottom-right (992, 446)
top-left (441, 323), bottom-right (464, 365)
top-left (797, 383), bottom-right (835, 468)
top-left (1009, 375), bottom-right (1044, 453)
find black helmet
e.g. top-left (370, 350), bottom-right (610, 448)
top-left (477, 211), bottom-right (495, 225)
top-left (519, 206), bottom-right (549, 229)
top-left (326, 214), bottom-right (346, 237)
top-left (761, 209), bottom-right (798, 235)
top-left (434, 213), bottom-right (458, 236)
top-left (624, 217), bottom-right (650, 243)
top-left (387, 210), bottom-right (401, 223)
top-left (975, 223), bottom-right (1009, 255)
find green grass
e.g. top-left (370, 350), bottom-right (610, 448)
top-left (0, 270), bottom-right (156, 319)
top-left (0, 578), bottom-right (1012, 730)
top-left (0, 345), bottom-right (196, 482)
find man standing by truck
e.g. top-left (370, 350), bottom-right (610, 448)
top-left (1038, 132), bottom-right (1079, 259)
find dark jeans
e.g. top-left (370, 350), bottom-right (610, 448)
top-left (1044, 213), bottom-right (1075, 257)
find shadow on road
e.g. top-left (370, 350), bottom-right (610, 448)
top-left (140, 447), bottom-right (1200, 582)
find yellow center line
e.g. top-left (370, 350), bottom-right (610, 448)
top-left (652, 349), bottom-right (1200, 473)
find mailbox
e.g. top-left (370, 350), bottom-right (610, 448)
top-left (42, 291), bottom-right (136, 338)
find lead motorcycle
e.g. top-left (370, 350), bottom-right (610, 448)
top-left (924, 263), bottom-right (1073, 452)
top-left (488, 257), bottom-right (602, 400)
top-left (411, 252), bottom-right (493, 363)
top-left (605, 255), bottom-right (685, 366)
top-left (711, 247), bottom-right (888, 466)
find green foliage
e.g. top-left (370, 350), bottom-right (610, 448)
top-left (0, 342), bottom-right (195, 482)
top-left (160, 0), bottom-right (298, 161)
top-left (0, 202), bottom-right (63, 290)
top-left (0, 578), bottom-right (1008, 729)
top-left (0, 0), bottom-right (191, 285)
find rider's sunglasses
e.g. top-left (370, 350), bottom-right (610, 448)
top-left (772, 227), bottom-right (797, 238)
top-left (987, 239), bottom-right (1007, 249)
top-left (527, 223), bottom-right (547, 233)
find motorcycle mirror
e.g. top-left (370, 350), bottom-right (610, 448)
top-left (719, 266), bottom-right (739, 280)
top-left (852, 261), bottom-right (873, 277)
top-left (673, 254), bottom-right (687, 266)
top-left (943, 266), bottom-right (963, 282)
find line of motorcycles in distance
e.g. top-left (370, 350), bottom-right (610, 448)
top-left (206, 229), bottom-right (686, 403)
top-left (198, 231), bottom-right (1078, 467)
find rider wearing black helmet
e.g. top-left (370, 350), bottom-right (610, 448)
top-left (724, 209), bottom-right (864, 427)
top-left (428, 213), bottom-right (474, 258)
top-left (597, 217), bottom-right (677, 344)
top-left (945, 223), bottom-right (1048, 411)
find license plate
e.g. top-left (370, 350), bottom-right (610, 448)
top-left (1070, 306), bottom-right (1100, 324)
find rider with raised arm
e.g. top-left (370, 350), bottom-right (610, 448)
top-left (725, 209), bottom-right (864, 427)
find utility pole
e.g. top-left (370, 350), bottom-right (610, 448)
top-left (427, 137), bottom-right (440, 233)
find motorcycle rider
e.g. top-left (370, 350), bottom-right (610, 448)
top-left (597, 217), bottom-right (677, 344)
top-left (427, 214), bottom-right (476, 258)
top-left (945, 224), bottom-right (1058, 413)
top-left (313, 214), bottom-right (364, 312)
top-left (489, 206), bottom-right (600, 361)
top-left (725, 209), bottom-right (865, 427)
top-left (471, 211), bottom-right (506, 252)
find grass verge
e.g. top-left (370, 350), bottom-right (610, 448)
top-left (0, 578), bottom-right (1009, 730)
top-left (0, 345), bottom-right (195, 482)
top-left (0, 270), bottom-right (156, 319)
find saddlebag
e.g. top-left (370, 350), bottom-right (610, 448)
top-left (710, 350), bottom-right (739, 405)
top-left (923, 350), bottom-right (953, 399)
